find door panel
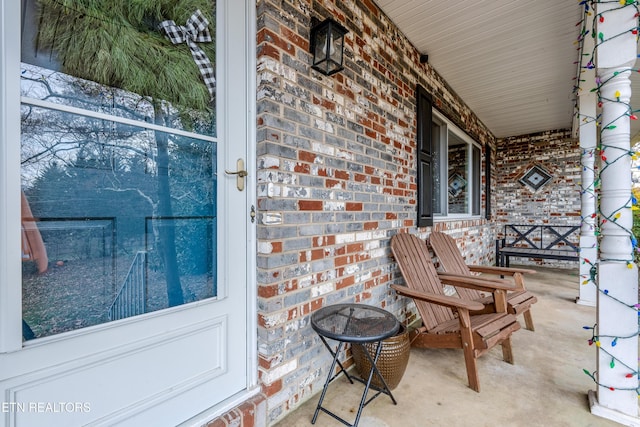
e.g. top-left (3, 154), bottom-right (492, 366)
top-left (8, 314), bottom-right (225, 426)
top-left (0, 0), bottom-right (250, 424)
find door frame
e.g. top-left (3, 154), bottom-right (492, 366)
top-left (0, 0), bottom-right (258, 423)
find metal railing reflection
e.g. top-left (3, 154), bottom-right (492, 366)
top-left (108, 251), bottom-right (147, 321)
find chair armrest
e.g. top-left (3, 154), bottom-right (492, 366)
top-left (437, 273), bottom-right (515, 292)
top-left (467, 265), bottom-right (536, 276)
top-left (390, 284), bottom-right (484, 312)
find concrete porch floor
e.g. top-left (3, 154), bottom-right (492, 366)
top-left (275, 267), bottom-right (627, 427)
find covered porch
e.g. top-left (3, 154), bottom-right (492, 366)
top-left (274, 266), bottom-right (619, 427)
top-left (252, 0), bottom-right (640, 425)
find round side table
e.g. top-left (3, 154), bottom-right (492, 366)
top-left (310, 303), bottom-right (400, 427)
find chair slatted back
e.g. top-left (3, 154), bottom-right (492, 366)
top-left (391, 233), bottom-right (456, 330)
top-left (429, 231), bottom-right (483, 301)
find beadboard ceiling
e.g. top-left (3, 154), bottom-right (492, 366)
top-left (375, 0), bottom-right (640, 141)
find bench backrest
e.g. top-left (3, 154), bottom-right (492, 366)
top-left (503, 224), bottom-right (579, 251)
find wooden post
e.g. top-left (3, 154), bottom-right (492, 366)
top-left (589, 2), bottom-right (639, 423)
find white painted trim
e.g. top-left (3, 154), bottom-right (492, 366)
top-left (575, 298), bottom-right (596, 307)
top-left (432, 109), bottom-right (482, 218)
top-left (21, 97), bottom-right (219, 143)
top-left (244, 0), bottom-right (259, 390)
top-left (0, 0), bottom-right (24, 353)
top-left (589, 390), bottom-right (640, 426)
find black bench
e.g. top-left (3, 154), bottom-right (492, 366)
top-left (495, 224), bottom-right (580, 267)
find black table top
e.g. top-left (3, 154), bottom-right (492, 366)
top-left (311, 303), bottom-right (400, 343)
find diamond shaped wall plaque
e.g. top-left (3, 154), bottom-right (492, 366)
top-left (519, 165), bottom-right (552, 190)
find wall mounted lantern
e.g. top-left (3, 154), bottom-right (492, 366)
top-left (310, 18), bottom-right (348, 76)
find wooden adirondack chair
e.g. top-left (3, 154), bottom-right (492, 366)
top-left (390, 233), bottom-right (521, 392)
top-left (429, 231), bottom-right (538, 331)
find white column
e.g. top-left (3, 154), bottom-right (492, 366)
top-left (589, 2), bottom-right (639, 424)
top-left (578, 8), bottom-right (597, 307)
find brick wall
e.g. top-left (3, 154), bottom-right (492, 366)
top-left (204, 395), bottom-right (266, 427)
top-left (255, 0), bottom-right (503, 424)
top-left (494, 129), bottom-right (581, 266)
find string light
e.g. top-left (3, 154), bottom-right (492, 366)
top-left (575, 0), bottom-right (640, 394)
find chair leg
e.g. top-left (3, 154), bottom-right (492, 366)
top-left (459, 314), bottom-right (480, 392)
top-left (523, 310), bottom-right (535, 331)
top-left (462, 343), bottom-right (480, 392)
top-left (501, 337), bottom-right (515, 364)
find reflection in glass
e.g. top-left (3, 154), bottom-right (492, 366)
top-left (20, 0), bottom-right (217, 134)
top-left (431, 122), bottom-right (442, 214)
top-left (447, 132), bottom-right (468, 214)
top-left (19, 0), bottom-right (218, 339)
top-left (330, 28), bottom-right (343, 64)
top-left (21, 107), bottom-right (216, 338)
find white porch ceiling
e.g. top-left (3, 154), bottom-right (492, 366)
top-left (375, 0), bottom-right (640, 141)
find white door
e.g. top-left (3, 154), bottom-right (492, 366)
top-left (0, 0), bottom-right (254, 425)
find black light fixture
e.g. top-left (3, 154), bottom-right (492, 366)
top-left (310, 18), bottom-right (348, 76)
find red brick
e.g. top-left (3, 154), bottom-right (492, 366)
top-left (258, 28), bottom-right (295, 55)
top-left (258, 284), bottom-right (280, 298)
top-left (205, 418), bottom-right (226, 427)
top-left (354, 173), bottom-right (367, 182)
top-left (298, 200), bottom-right (323, 210)
top-left (298, 150), bottom-right (316, 163)
top-left (300, 248), bottom-right (325, 262)
top-left (334, 255), bottom-right (350, 267)
top-left (334, 170), bottom-right (350, 180)
top-left (346, 243), bottom-right (363, 253)
top-left (326, 179), bottom-right (343, 188)
top-left (281, 25), bottom-right (308, 51)
top-left (262, 379), bottom-right (282, 396)
top-left (238, 400), bottom-right (256, 427)
top-left (256, 43), bottom-right (280, 61)
top-left (336, 275), bottom-right (355, 289)
top-left (294, 163), bottom-right (310, 174)
top-left (313, 235), bottom-right (335, 247)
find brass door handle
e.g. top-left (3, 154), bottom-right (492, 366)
top-left (225, 158), bottom-right (247, 191)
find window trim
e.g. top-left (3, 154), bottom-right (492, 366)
top-left (415, 83), bottom-right (483, 227)
top-left (432, 109), bottom-right (482, 219)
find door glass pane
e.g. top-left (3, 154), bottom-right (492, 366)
top-left (447, 132), bottom-right (468, 214)
top-left (20, 0), bottom-right (217, 340)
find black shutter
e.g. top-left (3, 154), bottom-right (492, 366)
top-left (416, 85), bottom-right (433, 227)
